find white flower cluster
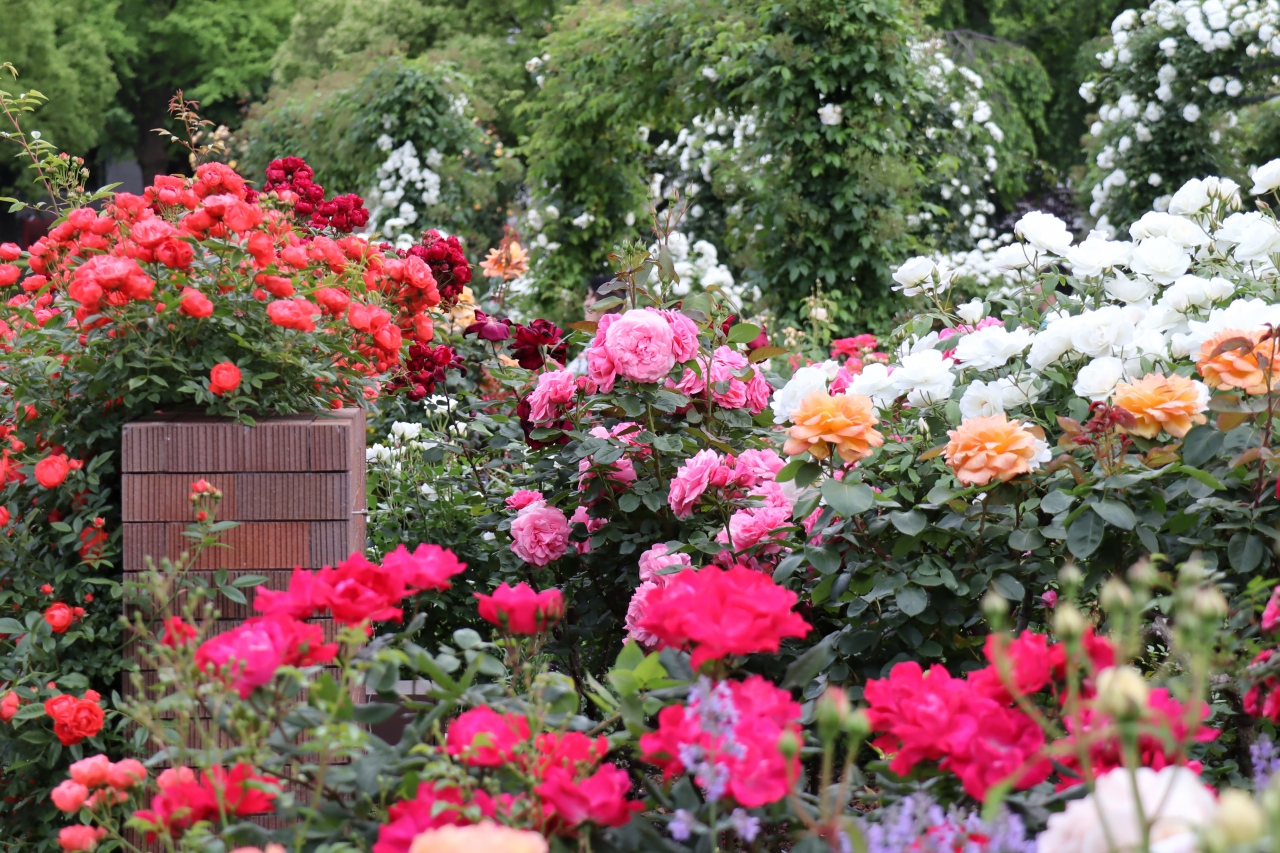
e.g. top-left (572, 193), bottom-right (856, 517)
top-left (1084, 0), bottom-right (1280, 220)
top-left (649, 231), bottom-right (751, 301)
top-left (775, 167), bottom-right (1280, 442)
top-left (364, 138), bottom-right (444, 249)
top-left (906, 41), bottom-right (1006, 249)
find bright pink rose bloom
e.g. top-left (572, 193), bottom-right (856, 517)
top-left (637, 543), bottom-right (692, 582)
top-left (321, 552), bottom-right (411, 625)
top-left (475, 582), bottom-right (565, 634)
top-left (663, 310), bottom-right (701, 362)
top-left (69, 754), bottom-right (111, 788)
top-left (569, 505), bottom-right (607, 532)
top-left (444, 707), bottom-right (530, 767)
top-left (510, 503), bottom-right (570, 567)
top-left (939, 697), bottom-right (1051, 800)
top-left (1264, 585), bottom-right (1280, 632)
top-left (372, 783), bottom-right (495, 853)
top-left (734, 448), bottom-right (784, 484)
top-left (604, 309), bottom-right (676, 383)
top-left (505, 489), bottom-right (544, 510)
top-left (51, 779), bottom-right (89, 813)
top-left (379, 543), bottom-right (466, 593)
top-left (673, 346), bottom-right (769, 413)
top-left (865, 661), bottom-right (972, 777)
top-left (637, 566), bottom-right (811, 668)
top-left (625, 580), bottom-right (666, 647)
top-left (535, 763), bottom-right (644, 828)
top-left (717, 505), bottom-right (792, 553)
top-left (668, 449), bottom-right (723, 518)
top-left (194, 614), bottom-right (337, 697)
top-left (527, 368), bottom-right (577, 422)
top-left (106, 759), bottom-right (148, 790)
top-left (57, 826), bottom-right (105, 852)
top-left (585, 343), bottom-right (617, 393)
top-left (253, 566), bottom-right (333, 620)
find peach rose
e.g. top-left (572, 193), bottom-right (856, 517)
top-left (783, 391), bottom-right (884, 464)
top-left (944, 414), bottom-right (1051, 487)
top-left (1196, 328), bottom-right (1280, 395)
top-left (1112, 373), bottom-right (1209, 439)
top-left (408, 823), bottom-right (548, 853)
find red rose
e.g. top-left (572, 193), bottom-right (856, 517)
top-left (209, 362), bottom-right (241, 396)
top-left (474, 582), bottom-right (565, 635)
top-left (0, 506), bottom-right (10, 526)
top-left (34, 453), bottom-right (70, 488)
top-left (534, 763), bottom-right (643, 829)
top-left (79, 528), bottom-right (107, 561)
top-left (178, 288), bottom-right (214, 318)
top-left (161, 616), bottom-right (197, 648)
top-left (444, 707), bottom-right (529, 767)
top-left (57, 826), bottom-right (105, 852)
top-left (44, 602), bottom-right (75, 633)
top-left (47, 694), bottom-right (104, 746)
top-left (0, 691), bottom-right (19, 721)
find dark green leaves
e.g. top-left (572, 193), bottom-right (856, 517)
top-left (1067, 508), bottom-right (1105, 559)
top-left (821, 479), bottom-right (874, 516)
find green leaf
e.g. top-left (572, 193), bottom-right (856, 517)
top-left (775, 457), bottom-right (805, 483)
top-left (889, 510), bottom-right (926, 537)
top-left (991, 574), bottom-right (1025, 601)
top-left (781, 633), bottom-right (836, 689)
top-left (1091, 500), bottom-right (1137, 531)
top-left (0, 617), bottom-right (25, 633)
top-left (352, 703), bottom-right (399, 724)
top-left (1040, 490), bottom-right (1075, 515)
top-left (896, 585), bottom-right (928, 616)
top-left (726, 322), bottom-right (762, 344)
top-left (1181, 425), bottom-right (1224, 468)
top-left (453, 629), bottom-right (483, 650)
top-left (1229, 532), bottom-right (1265, 573)
top-left (1008, 529), bottom-right (1044, 551)
top-left (795, 461), bottom-right (822, 488)
top-left (1171, 465), bottom-right (1224, 491)
top-left (805, 544), bottom-right (842, 575)
top-left (821, 479), bottom-right (875, 516)
top-left (1067, 508), bottom-right (1106, 559)
top-left (617, 493), bottom-right (641, 512)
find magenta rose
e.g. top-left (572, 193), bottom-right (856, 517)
top-left (510, 503), bottom-right (571, 567)
top-left (604, 309), bottom-right (676, 383)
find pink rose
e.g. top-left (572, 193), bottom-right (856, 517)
top-left (754, 479), bottom-right (794, 510)
top-left (506, 489), bottom-right (545, 511)
top-left (570, 505), bottom-right (607, 533)
top-left (736, 449), bottom-right (785, 486)
top-left (637, 543), bottom-right (693, 582)
top-left (668, 449), bottom-right (723, 518)
top-left (673, 346), bottom-right (770, 413)
top-left (586, 345), bottom-right (617, 393)
top-left (717, 505), bottom-right (792, 553)
top-left (510, 503), bottom-right (571, 567)
top-left (527, 368), bottom-right (577, 422)
top-left (664, 310), bottom-right (701, 362)
top-left (604, 309), bottom-right (676, 383)
top-left (578, 454), bottom-right (637, 489)
top-left (625, 580), bottom-right (667, 648)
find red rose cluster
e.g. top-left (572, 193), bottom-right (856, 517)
top-left (132, 763), bottom-right (278, 841)
top-left (636, 566), bottom-right (811, 669)
top-left (386, 341), bottom-right (465, 401)
top-left (475, 582), bottom-right (564, 635)
top-left (262, 156), bottom-right (370, 233)
top-left (375, 710), bottom-right (641, 853)
top-left (43, 601), bottom-right (85, 633)
top-left (865, 629), bottom-right (1216, 800)
top-left (43, 689), bottom-right (104, 746)
top-left (401, 229), bottom-right (471, 304)
top-left (193, 545), bottom-right (466, 697)
top-left (640, 675), bottom-right (801, 808)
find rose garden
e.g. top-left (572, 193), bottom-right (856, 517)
top-left (8, 1), bottom-right (1280, 852)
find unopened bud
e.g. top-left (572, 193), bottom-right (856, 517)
top-left (777, 729), bottom-right (801, 759)
top-left (1095, 665), bottom-right (1149, 719)
top-left (1053, 602), bottom-right (1086, 638)
top-left (1059, 564), bottom-right (1083, 588)
top-left (1179, 558), bottom-right (1207, 585)
top-left (982, 590), bottom-right (1010, 621)
top-left (1127, 558), bottom-right (1159, 587)
top-left (1100, 579), bottom-right (1133, 613)
top-left (1192, 587), bottom-right (1229, 620)
top-left (845, 708), bottom-right (870, 738)
top-left (1211, 789), bottom-right (1266, 847)
top-left (816, 687), bottom-right (850, 740)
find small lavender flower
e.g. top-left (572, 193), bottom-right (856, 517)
top-left (731, 809), bottom-right (761, 843)
top-left (1252, 735), bottom-right (1280, 790)
top-left (669, 809), bottom-right (695, 842)
top-left (860, 793), bottom-right (1036, 853)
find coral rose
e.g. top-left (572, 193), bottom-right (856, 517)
top-left (603, 309), bottom-right (676, 383)
top-left (209, 361), bottom-right (241, 396)
top-left (106, 758), bottom-right (148, 789)
top-left (1111, 373), bottom-right (1209, 439)
top-left (57, 826), bottom-right (105, 852)
top-left (69, 754), bottom-right (111, 787)
top-left (51, 779), bottom-right (89, 813)
top-left (943, 414), bottom-right (1051, 487)
top-left (782, 391), bottom-right (885, 464)
top-left (0, 691), bottom-right (19, 721)
top-left (45, 602), bottom-right (76, 633)
top-left (1197, 328), bottom-right (1280, 395)
top-left (509, 503), bottom-right (570, 567)
top-left (408, 823), bottom-right (547, 853)
top-left (35, 453), bottom-right (70, 488)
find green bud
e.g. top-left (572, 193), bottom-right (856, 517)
top-left (777, 729), bottom-right (801, 759)
top-left (1191, 587), bottom-right (1228, 620)
top-left (982, 590), bottom-right (1010, 621)
top-left (816, 687), bottom-right (851, 740)
top-left (1053, 602), bottom-right (1086, 639)
top-left (1100, 578), bottom-right (1134, 613)
top-left (1059, 563), bottom-right (1083, 588)
top-left (845, 708), bottom-right (871, 738)
top-left (1127, 558), bottom-right (1159, 587)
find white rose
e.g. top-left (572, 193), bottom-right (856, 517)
top-left (848, 362), bottom-right (899, 409)
top-left (896, 330), bottom-right (941, 361)
top-left (1121, 328), bottom-right (1171, 373)
top-left (1073, 356), bottom-right (1127, 401)
top-left (1070, 306), bottom-right (1136, 357)
top-left (1027, 317), bottom-right (1078, 370)
top-left (892, 349), bottom-right (956, 407)
top-left (996, 375), bottom-right (1041, 409)
top-left (1214, 211), bottom-right (1263, 249)
top-left (1158, 275), bottom-right (1235, 313)
top-left (770, 365), bottom-right (827, 425)
top-left (1128, 211), bottom-right (1211, 248)
top-left (956, 300), bottom-right (986, 324)
top-left (958, 379), bottom-right (1006, 418)
top-left (1167, 178), bottom-right (1210, 215)
top-left (1129, 236), bottom-right (1191, 283)
top-left (1232, 219), bottom-right (1280, 263)
top-left (953, 325), bottom-right (1033, 371)
top-left (1251, 158), bottom-right (1280, 194)
top-left (893, 255), bottom-right (936, 288)
top-left (1172, 297), bottom-right (1280, 358)
top-left (1104, 270), bottom-right (1157, 304)
top-left (991, 242), bottom-right (1035, 271)
top-left (1015, 210), bottom-right (1074, 255)
top-left (1065, 230), bottom-right (1132, 278)
top-left (1035, 766), bottom-right (1217, 853)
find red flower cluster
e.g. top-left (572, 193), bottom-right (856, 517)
top-left (402, 229), bottom-right (471, 304)
top-left (387, 342), bottom-right (464, 401)
top-left (43, 601), bottom-right (85, 633)
top-left (43, 690), bottom-right (104, 746)
top-left (640, 675), bottom-right (801, 807)
top-left (463, 310), bottom-right (511, 342)
top-left (194, 613), bottom-right (338, 698)
top-left (637, 566), bottom-right (811, 668)
top-left (511, 319), bottom-right (569, 370)
top-left (373, 782), bottom-right (496, 853)
top-left (865, 630), bottom-right (1216, 799)
top-left (475, 582), bottom-right (565, 634)
top-left (262, 157), bottom-right (370, 233)
top-left (132, 764), bottom-right (279, 840)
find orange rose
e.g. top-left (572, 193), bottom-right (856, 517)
top-left (944, 414), bottom-right (1049, 487)
top-left (1111, 373), bottom-right (1208, 439)
top-left (1196, 328), bottom-right (1280, 395)
top-left (783, 391), bottom-right (884, 464)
